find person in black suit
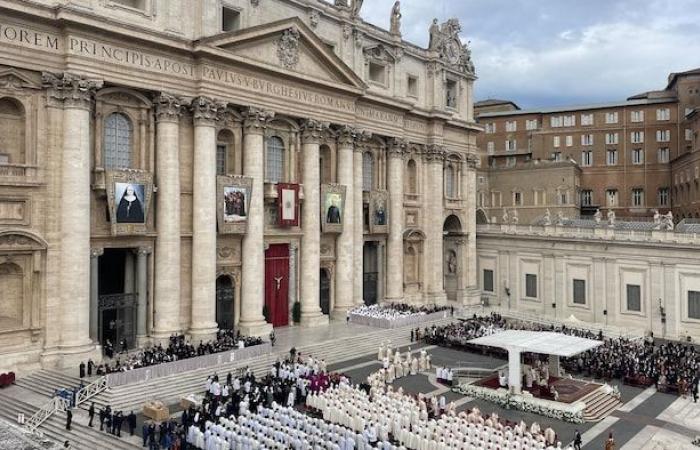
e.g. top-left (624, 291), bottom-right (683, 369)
top-left (127, 411), bottom-right (136, 436)
top-left (88, 402), bottom-right (95, 427)
top-left (65, 409), bottom-right (72, 431)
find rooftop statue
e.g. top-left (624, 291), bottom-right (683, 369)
top-left (428, 18), bottom-right (476, 75)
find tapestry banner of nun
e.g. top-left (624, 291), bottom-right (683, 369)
top-left (320, 184), bottom-right (346, 234)
top-left (369, 190), bottom-right (389, 234)
top-left (217, 175), bottom-right (253, 234)
top-left (106, 170), bottom-right (153, 236)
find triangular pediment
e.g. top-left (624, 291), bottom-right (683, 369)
top-left (196, 18), bottom-right (366, 92)
top-left (0, 68), bottom-right (41, 90)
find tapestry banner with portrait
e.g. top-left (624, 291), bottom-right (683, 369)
top-left (106, 170), bottom-right (153, 236)
top-left (217, 176), bottom-right (253, 234)
top-left (277, 183), bottom-right (300, 227)
top-left (369, 190), bottom-right (389, 234)
top-left (321, 184), bottom-right (346, 234)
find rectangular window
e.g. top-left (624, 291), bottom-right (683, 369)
top-left (525, 274), bottom-right (538, 298)
top-left (573, 279), bottom-right (586, 305)
top-left (581, 114), bottom-right (594, 126)
top-left (581, 134), bottom-right (594, 146)
top-left (526, 119), bottom-right (538, 130)
top-left (485, 123), bottom-right (496, 134)
top-left (566, 135), bottom-right (573, 147)
top-left (551, 151), bottom-right (562, 161)
top-left (506, 140), bottom-right (517, 152)
top-left (632, 188), bottom-right (644, 206)
top-left (581, 189), bottom-right (593, 206)
top-left (563, 115), bottom-right (576, 127)
top-left (216, 144), bottom-right (227, 176)
top-left (632, 148), bottom-right (644, 165)
top-left (607, 189), bottom-right (618, 207)
top-left (658, 187), bottom-right (669, 206)
top-left (368, 61), bottom-right (386, 84)
top-left (656, 108), bottom-right (671, 121)
top-left (553, 136), bottom-right (561, 148)
top-left (407, 75), bottom-right (418, 97)
top-left (506, 121), bottom-right (517, 132)
top-left (491, 192), bottom-right (502, 207)
top-left (626, 284), bottom-right (641, 312)
top-left (514, 192), bottom-right (522, 205)
top-left (631, 110), bottom-right (644, 123)
top-left (487, 142), bottom-right (495, 154)
top-left (222, 7), bottom-right (241, 31)
top-left (606, 149), bottom-right (618, 166)
top-left (581, 150), bottom-right (593, 167)
top-left (688, 291), bottom-right (700, 319)
top-left (551, 116), bottom-right (563, 128)
top-left (631, 131), bottom-right (644, 144)
top-left (559, 191), bottom-right (568, 205)
top-left (605, 112), bottom-right (619, 124)
top-left (605, 133), bottom-right (619, 145)
top-left (483, 269), bottom-right (494, 292)
top-left (656, 130), bottom-right (671, 142)
top-left (686, 129), bottom-right (694, 141)
top-left (658, 147), bottom-right (669, 163)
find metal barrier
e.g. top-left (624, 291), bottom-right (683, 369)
top-left (75, 376), bottom-right (107, 406)
top-left (25, 396), bottom-right (68, 432)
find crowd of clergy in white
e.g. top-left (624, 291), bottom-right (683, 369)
top-left (349, 304), bottom-right (450, 321)
top-left (373, 342), bottom-right (433, 385)
top-left (308, 377), bottom-right (568, 449)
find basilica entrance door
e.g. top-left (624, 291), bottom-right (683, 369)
top-left (319, 269), bottom-right (331, 315)
top-left (216, 276), bottom-right (235, 330)
top-left (265, 244), bottom-right (289, 327)
top-left (363, 242), bottom-right (378, 305)
top-left (98, 249), bottom-right (137, 349)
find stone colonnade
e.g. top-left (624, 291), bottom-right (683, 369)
top-left (44, 73), bottom-right (473, 362)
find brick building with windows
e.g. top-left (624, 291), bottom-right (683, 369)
top-left (476, 69), bottom-right (700, 223)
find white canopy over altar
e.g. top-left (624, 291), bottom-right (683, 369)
top-left (468, 330), bottom-right (603, 393)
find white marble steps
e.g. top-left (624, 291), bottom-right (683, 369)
top-left (14, 368), bottom-right (85, 399)
top-left (0, 392), bottom-right (139, 450)
top-left (94, 320), bottom-right (454, 412)
top-left (581, 388), bottom-right (622, 422)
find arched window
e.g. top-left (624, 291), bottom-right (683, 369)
top-left (217, 129), bottom-right (235, 176)
top-left (265, 136), bottom-right (285, 183)
top-left (406, 159), bottom-right (417, 194)
top-left (362, 152), bottom-right (373, 192)
top-left (104, 113), bottom-right (133, 169)
top-left (0, 97), bottom-right (25, 165)
top-left (445, 165), bottom-right (456, 198)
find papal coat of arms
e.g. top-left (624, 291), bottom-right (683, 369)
top-left (277, 28), bottom-right (301, 70)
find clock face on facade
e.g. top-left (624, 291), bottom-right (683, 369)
top-left (444, 39), bottom-right (461, 65)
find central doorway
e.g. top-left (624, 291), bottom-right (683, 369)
top-left (264, 244), bottom-right (290, 327)
top-left (319, 268), bottom-right (330, 315)
top-left (216, 275), bottom-right (235, 330)
top-left (363, 242), bottom-right (378, 305)
top-left (98, 248), bottom-right (137, 349)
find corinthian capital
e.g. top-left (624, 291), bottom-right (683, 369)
top-left (388, 137), bottom-right (408, 159)
top-left (155, 94), bottom-right (183, 123)
top-left (354, 129), bottom-right (373, 152)
top-left (337, 125), bottom-right (358, 148)
top-left (191, 96), bottom-right (225, 126)
top-left (301, 118), bottom-right (328, 144)
top-left (242, 107), bottom-right (274, 134)
top-left (42, 72), bottom-right (102, 109)
top-left (423, 144), bottom-right (446, 163)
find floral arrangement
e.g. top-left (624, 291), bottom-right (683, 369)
top-left (454, 384), bottom-right (586, 424)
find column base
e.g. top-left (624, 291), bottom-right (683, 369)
top-left (424, 291), bottom-right (447, 304)
top-left (43, 342), bottom-right (102, 371)
top-left (330, 307), bottom-right (352, 321)
top-left (301, 312), bottom-right (329, 328)
top-left (188, 323), bottom-right (219, 343)
top-left (238, 320), bottom-right (273, 338)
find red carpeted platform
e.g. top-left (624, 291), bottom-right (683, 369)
top-left (474, 374), bottom-right (600, 404)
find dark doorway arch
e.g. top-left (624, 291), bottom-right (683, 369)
top-left (476, 209), bottom-right (489, 225)
top-left (443, 214), bottom-right (463, 233)
top-left (216, 275), bottom-right (235, 330)
top-left (320, 269), bottom-right (331, 315)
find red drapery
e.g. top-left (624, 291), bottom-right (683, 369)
top-left (264, 244), bottom-right (290, 327)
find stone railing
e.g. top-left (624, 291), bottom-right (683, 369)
top-left (0, 164), bottom-right (27, 177)
top-left (476, 224), bottom-right (700, 245)
top-left (24, 396), bottom-right (68, 432)
top-left (104, 343), bottom-right (272, 387)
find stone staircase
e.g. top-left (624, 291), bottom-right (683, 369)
top-left (0, 392), bottom-right (140, 450)
top-left (580, 387), bottom-right (622, 422)
top-left (92, 320), bottom-right (454, 412)
top-left (14, 368), bottom-right (85, 399)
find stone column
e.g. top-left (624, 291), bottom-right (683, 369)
top-left (288, 243), bottom-right (298, 324)
top-left (152, 94), bottom-right (183, 339)
top-left (189, 97), bottom-right (222, 339)
top-left (385, 138), bottom-right (406, 303)
top-left (463, 155), bottom-right (481, 304)
top-left (548, 354), bottom-right (560, 377)
top-left (332, 126), bottom-right (356, 319)
top-left (353, 132), bottom-right (371, 305)
top-left (135, 247), bottom-right (151, 339)
top-left (89, 248), bottom-right (104, 343)
top-left (239, 108), bottom-right (274, 337)
top-left (45, 73), bottom-right (102, 359)
top-left (508, 349), bottom-right (522, 394)
top-left (424, 144), bottom-right (446, 302)
top-left (300, 119), bottom-right (328, 327)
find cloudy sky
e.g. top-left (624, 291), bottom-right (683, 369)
top-left (361, 0), bottom-right (700, 109)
